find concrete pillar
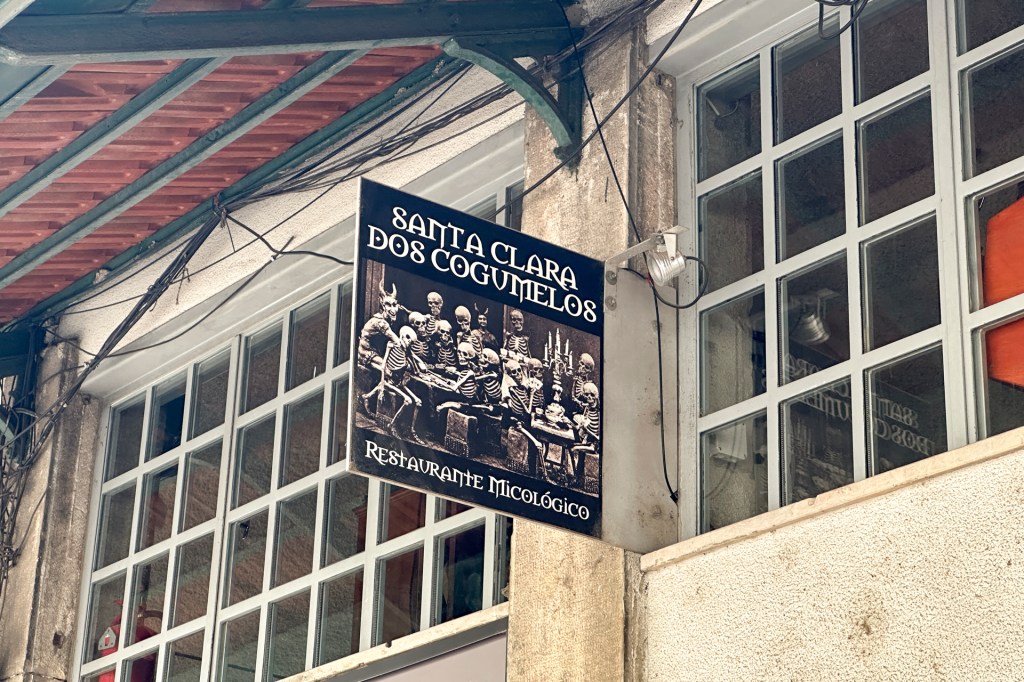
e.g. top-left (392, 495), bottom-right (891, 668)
top-left (506, 25), bottom-right (677, 682)
top-left (0, 343), bottom-right (100, 682)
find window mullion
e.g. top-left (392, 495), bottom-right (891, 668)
top-left (838, 6), bottom-right (869, 483)
top-left (204, 335), bottom-right (244, 682)
top-left (359, 482), bottom-right (383, 650)
top-left (759, 44), bottom-right (783, 511)
top-left (934, 0), bottom-right (973, 449)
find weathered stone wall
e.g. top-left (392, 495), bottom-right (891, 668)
top-left (0, 343), bottom-right (100, 682)
top-left (507, 22), bottom-right (678, 682)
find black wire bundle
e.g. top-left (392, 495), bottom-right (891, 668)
top-left (1, 0), bottom-right (716, 602)
top-left (816, 0), bottom-right (869, 39)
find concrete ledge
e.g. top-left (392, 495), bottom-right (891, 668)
top-left (641, 427), bottom-right (1024, 574)
top-left (284, 603), bottom-right (509, 682)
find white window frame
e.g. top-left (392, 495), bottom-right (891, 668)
top-left (668, 0), bottom-right (1024, 538)
top-left (72, 123), bottom-right (525, 682)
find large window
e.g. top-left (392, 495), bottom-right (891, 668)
top-left (76, 170), bottom-right (525, 681)
top-left (685, 0), bottom-right (1024, 532)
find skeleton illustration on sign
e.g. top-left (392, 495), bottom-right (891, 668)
top-left (362, 325), bottom-right (424, 440)
top-left (503, 308), bottom-right (531, 360)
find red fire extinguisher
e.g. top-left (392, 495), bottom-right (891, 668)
top-left (96, 600), bottom-right (159, 682)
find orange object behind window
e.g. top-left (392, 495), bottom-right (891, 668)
top-left (984, 196), bottom-right (1024, 387)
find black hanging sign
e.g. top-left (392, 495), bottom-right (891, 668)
top-left (347, 179), bottom-right (604, 536)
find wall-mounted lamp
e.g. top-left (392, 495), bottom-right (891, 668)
top-left (606, 225), bottom-right (689, 286)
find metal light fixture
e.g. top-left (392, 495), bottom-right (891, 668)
top-left (607, 225), bottom-right (688, 285)
top-left (789, 290), bottom-right (836, 346)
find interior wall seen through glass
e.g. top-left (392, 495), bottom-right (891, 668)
top-left (702, 412), bottom-right (768, 532)
top-left (855, 0), bottom-right (929, 104)
top-left (697, 58), bottom-right (761, 181)
top-left (699, 173), bottom-right (763, 292)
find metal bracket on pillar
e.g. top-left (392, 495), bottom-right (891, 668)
top-left (442, 37), bottom-right (583, 164)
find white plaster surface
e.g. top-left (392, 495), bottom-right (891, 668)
top-left (642, 434), bottom-right (1024, 681)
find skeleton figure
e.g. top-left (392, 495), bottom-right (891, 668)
top-left (474, 304), bottom-right (499, 351)
top-left (453, 341), bottom-right (482, 401)
top-left (479, 348), bottom-right (503, 404)
top-left (572, 382), bottom-right (601, 444)
top-left (503, 358), bottom-right (545, 477)
top-left (407, 311), bottom-right (432, 363)
top-left (425, 292), bottom-right (443, 337)
top-left (362, 325), bottom-right (423, 438)
top-left (503, 308), bottom-right (531, 359)
top-left (454, 306), bottom-right (483, 356)
top-left (569, 381), bottom-right (600, 488)
top-left (433, 319), bottom-right (457, 370)
top-left (357, 282), bottom-right (400, 367)
top-left (505, 360), bottom-right (543, 419)
top-left (572, 353), bottom-right (596, 407)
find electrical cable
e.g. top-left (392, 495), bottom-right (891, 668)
top-left (29, 0), bottom-right (662, 323)
top-left (3, 0), bottom-right (706, 580)
top-left (556, 0), bottom-right (681, 502)
top-left (816, 0), bottom-right (868, 40)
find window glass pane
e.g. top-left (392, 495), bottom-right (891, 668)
top-left (981, 316), bottom-right (1024, 437)
top-left (437, 498), bottom-right (472, 521)
top-left (974, 181), bottom-right (1024, 310)
top-left (329, 378), bottom-right (350, 465)
top-left (241, 324), bottom-right (281, 414)
top-left (702, 412), bottom-right (769, 532)
top-left (84, 572), bottom-right (125, 663)
top-left (128, 554), bottom-right (167, 645)
top-left (166, 631), bottom-right (205, 682)
top-left (281, 391), bottom-right (323, 486)
top-left (273, 490), bottom-right (317, 588)
top-left (335, 282), bottom-right (353, 367)
top-left (83, 668), bottom-right (114, 682)
top-left (225, 510), bottom-right (268, 606)
top-left (467, 194), bottom-right (497, 220)
top-left (868, 347), bottom-right (947, 473)
top-left (860, 94), bottom-right (934, 223)
top-left (180, 441), bottom-right (221, 531)
top-left (862, 218), bottom-right (941, 350)
top-left (781, 257), bottom-right (850, 384)
top-left (697, 57), bottom-right (760, 181)
top-left (375, 546), bottom-right (423, 645)
top-left (125, 649), bottom-right (158, 682)
top-left (323, 475), bottom-right (368, 566)
top-left (958, 0), bottom-right (1024, 53)
top-left (777, 135), bottom-right (845, 260)
top-left (494, 516), bottom-right (513, 605)
top-left (855, 0), bottom-right (929, 103)
top-left (287, 294), bottom-right (330, 391)
top-left (96, 484), bottom-right (136, 569)
top-left (171, 533), bottom-right (214, 627)
top-left (782, 378), bottom-right (854, 504)
top-left (266, 590), bottom-right (310, 681)
top-left (219, 610), bottom-right (260, 682)
top-left (965, 45), bottom-right (1024, 177)
top-left (148, 375), bottom-right (186, 460)
top-left (700, 289), bottom-right (766, 414)
top-left (190, 351), bottom-right (229, 438)
top-left (106, 397), bottom-right (145, 481)
top-left (233, 416), bottom-right (275, 508)
top-left (435, 524), bottom-right (485, 625)
top-left (138, 464), bottom-right (176, 551)
top-left (380, 484), bottom-right (426, 542)
top-left (699, 172), bottom-right (763, 292)
top-left (317, 570), bottom-right (363, 665)
top-left (774, 20), bottom-right (841, 143)
top-left (505, 180), bottom-right (525, 231)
